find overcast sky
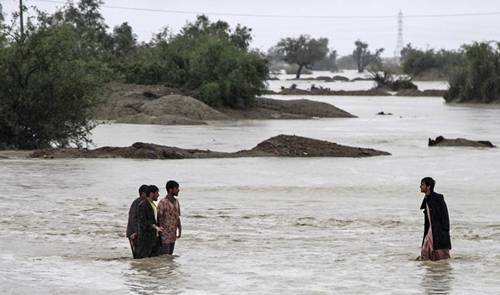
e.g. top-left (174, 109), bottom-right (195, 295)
top-left (2, 0), bottom-right (500, 56)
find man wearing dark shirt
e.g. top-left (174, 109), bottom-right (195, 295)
top-left (126, 184), bottom-right (148, 258)
top-left (136, 185), bottom-right (162, 258)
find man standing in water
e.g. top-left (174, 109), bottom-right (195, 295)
top-left (136, 185), bottom-right (162, 259)
top-left (419, 177), bottom-right (451, 261)
top-left (157, 180), bottom-right (182, 255)
top-left (126, 184), bottom-right (148, 258)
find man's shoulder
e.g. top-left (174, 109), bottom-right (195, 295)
top-left (137, 198), bottom-right (149, 208)
top-left (431, 192), bottom-right (446, 205)
top-left (432, 192), bottom-right (444, 199)
top-left (130, 197), bottom-right (143, 208)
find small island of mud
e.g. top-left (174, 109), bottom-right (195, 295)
top-left (95, 83), bottom-right (355, 125)
top-left (428, 136), bottom-right (496, 148)
top-left (29, 135), bottom-right (390, 160)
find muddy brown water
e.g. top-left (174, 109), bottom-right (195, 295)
top-left (1, 95), bottom-right (500, 294)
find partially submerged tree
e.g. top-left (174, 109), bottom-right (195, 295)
top-left (370, 69), bottom-right (417, 91)
top-left (275, 35), bottom-right (329, 78)
top-left (400, 43), bottom-right (462, 79)
top-left (445, 42), bottom-right (500, 103)
top-left (352, 40), bottom-right (384, 73)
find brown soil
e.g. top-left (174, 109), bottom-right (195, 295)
top-left (95, 83), bottom-right (355, 124)
top-left (428, 136), bottom-right (496, 148)
top-left (396, 89), bottom-right (447, 97)
top-left (278, 87), bottom-right (391, 96)
top-left (29, 135), bottom-right (390, 160)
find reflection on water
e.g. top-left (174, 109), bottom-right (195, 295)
top-left (420, 261), bottom-right (454, 295)
top-left (126, 256), bottom-right (182, 294)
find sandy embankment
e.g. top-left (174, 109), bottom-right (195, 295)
top-left (94, 83), bottom-right (355, 125)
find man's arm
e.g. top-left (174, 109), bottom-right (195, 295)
top-left (177, 201), bottom-right (182, 238)
top-left (441, 198), bottom-right (450, 231)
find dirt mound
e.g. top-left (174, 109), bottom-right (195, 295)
top-left (277, 86), bottom-right (390, 96)
top-left (140, 95), bottom-right (228, 120)
top-left (31, 142), bottom-right (230, 159)
top-left (239, 135), bottom-right (390, 157)
top-left (31, 135), bottom-right (390, 159)
top-left (115, 114), bottom-right (206, 125)
top-left (254, 97), bottom-right (354, 118)
top-left (95, 83), bottom-right (355, 124)
top-left (332, 75), bottom-right (350, 81)
top-left (95, 83), bottom-right (227, 124)
top-left (428, 136), bottom-right (495, 148)
top-left (396, 89), bottom-right (447, 97)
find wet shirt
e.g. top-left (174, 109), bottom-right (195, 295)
top-left (157, 197), bottom-right (180, 244)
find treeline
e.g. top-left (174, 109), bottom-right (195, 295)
top-left (400, 42), bottom-right (500, 103)
top-left (399, 44), bottom-right (462, 80)
top-left (0, 0), bottom-right (268, 149)
top-left (268, 34), bottom-right (500, 103)
top-left (267, 36), bottom-right (384, 78)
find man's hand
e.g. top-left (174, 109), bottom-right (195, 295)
top-left (130, 233), bottom-right (138, 241)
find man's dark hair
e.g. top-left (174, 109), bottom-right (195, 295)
top-left (138, 184), bottom-right (148, 195)
top-left (146, 185), bottom-right (159, 196)
top-left (166, 180), bottom-right (179, 192)
top-left (421, 177), bottom-right (435, 192)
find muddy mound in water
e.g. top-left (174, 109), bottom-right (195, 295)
top-left (239, 135), bottom-right (390, 157)
top-left (428, 136), bottom-right (496, 148)
top-left (278, 87), bottom-right (390, 96)
top-left (95, 83), bottom-right (228, 124)
top-left (31, 142), bottom-right (230, 159)
top-left (96, 83), bottom-right (355, 124)
top-left (396, 89), bottom-right (447, 97)
top-left (31, 135), bottom-right (390, 159)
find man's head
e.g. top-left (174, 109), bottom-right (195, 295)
top-left (138, 184), bottom-right (148, 198)
top-left (420, 177), bottom-right (435, 195)
top-left (146, 185), bottom-right (159, 201)
top-left (166, 180), bottom-right (180, 197)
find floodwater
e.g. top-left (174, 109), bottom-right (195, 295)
top-left (266, 70), bottom-right (449, 92)
top-left (1, 94), bottom-right (500, 294)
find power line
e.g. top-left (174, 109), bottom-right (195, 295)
top-left (30, 0), bottom-right (500, 20)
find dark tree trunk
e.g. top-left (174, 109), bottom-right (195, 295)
top-left (296, 64), bottom-right (304, 79)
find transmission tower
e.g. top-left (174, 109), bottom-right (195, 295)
top-left (394, 10), bottom-right (404, 58)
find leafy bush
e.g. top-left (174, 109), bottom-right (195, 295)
top-left (400, 44), bottom-right (462, 79)
top-left (123, 16), bottom-right (268, 109)
top-left (0, 24), bottom-right (107, 149)
top-left (445, 42), bottom-right (500, 103)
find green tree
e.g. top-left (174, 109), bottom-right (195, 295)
top-left (445, 42), bottom-right (500, 103)
top-left (111, 22), bottom-right (137, 58)
top-left (275, 35), bottom-right (329, 78)
top-left (179, 15), bottom-right (253, 50)
top-left (400, 43), bottom-right (462, 79)
top-left (311, 50), bottom-right (337, 71)
top-left (43, 0), bottom-right (112, 58)
top-left (0, 23), bottom-right (106, 149)
top-left (0, 3), bottom-right (5, 47)
top-left (123, 15), bottom-right (268, 109)
top-left (352, 40), bottom-right (383, 73)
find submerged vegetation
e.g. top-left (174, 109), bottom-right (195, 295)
top-left (445, 42), bottom-right (500, 103)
